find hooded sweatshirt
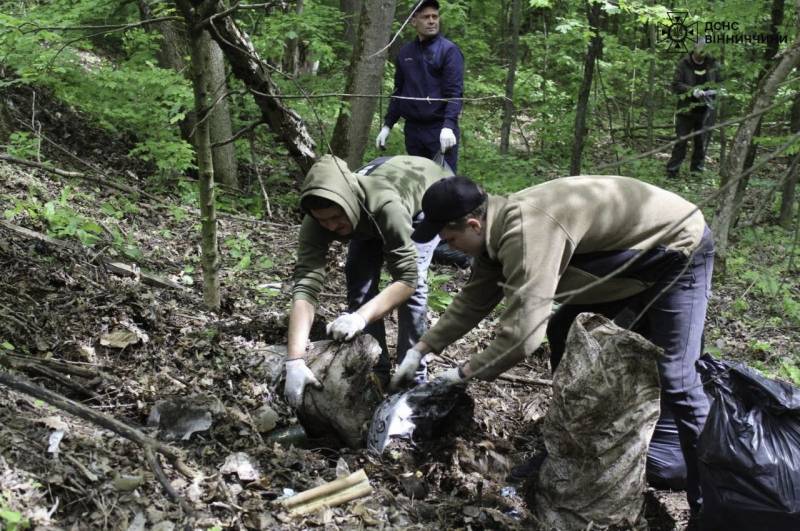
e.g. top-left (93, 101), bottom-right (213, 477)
top-left (292, 155), bottom-right (452, 306)
top-left (420, 175), bottom-right (707, 380)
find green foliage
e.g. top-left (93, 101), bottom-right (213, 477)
top-left (0, 9), bottom-right (194, 176)
top-left (0, 493), bottom-right (29, 531)
top-left (779, 361), bottom-right (800, 386)
top-left (726, 226), bottom-right (800, 324)
top-left (3, 186), bottom-right (146, 259)
top-left (223, 232), bottom-right (277, 274)
top-left (248, 2), bottom-right (345, 69)
top-left (6, 132), bottom-right (41, 160)
top-left (427, 272), bottom-right (454, 312)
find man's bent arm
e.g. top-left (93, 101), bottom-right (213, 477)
top-left (287, 299), bottom-right (315, 360)
top-left (357, 281), bottom-right (415, 323)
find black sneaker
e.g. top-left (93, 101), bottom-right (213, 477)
top-left (507, 451), bottom-right (548, 483)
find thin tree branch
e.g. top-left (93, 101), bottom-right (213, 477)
top-left (210, 120), bottom-right (265, 148)
top-left (0, 370), bottom-right (197, 488)
top-left (17, 17), bottom-right (182, 33)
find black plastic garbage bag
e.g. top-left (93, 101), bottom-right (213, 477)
top-left (367, 380), bottom-right (470, 454)
top-left (697, 355), bottom-right (800, 531)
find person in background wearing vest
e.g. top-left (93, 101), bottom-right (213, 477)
top-left (392, 175), bottom-right (714, 528)
top-left (283, 155), bottom-right (453, 408)
top-left (666, 38), bottom-right (723, 179)
top-left (375, 0), bottom-right (464, 172)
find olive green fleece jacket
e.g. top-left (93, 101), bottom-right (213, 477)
top-left (292, 155), bottom-right (453, 306)
top-left (420, 175), bottom-right (707, 380)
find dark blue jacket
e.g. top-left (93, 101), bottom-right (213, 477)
top-left (384, 34), bottom-right (464, 130)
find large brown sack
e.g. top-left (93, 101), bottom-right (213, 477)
top-left (296, 335), bottom-right (383, 448)
top-left (533, 313), bottom-right (661, 530)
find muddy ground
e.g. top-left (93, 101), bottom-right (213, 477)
top-left (2, 88), bottom-right (795, 530)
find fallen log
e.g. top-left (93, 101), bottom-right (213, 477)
top-left (0, 220), bottom-right (184, 291)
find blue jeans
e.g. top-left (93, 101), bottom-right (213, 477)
top-left (546, 228), bottom-right (714, 512)
top-left (404, 121), bottom-right (459, 172)
top-left (345, 229), bottom-right (439, 378)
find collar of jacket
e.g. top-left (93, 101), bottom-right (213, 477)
top-left (415, 33), bottom-right (442, 48)
top-left (484, 194), bottom-right (508, 261)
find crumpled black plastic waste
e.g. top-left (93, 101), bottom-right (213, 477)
top-left (697, 355), bottom-right (800, 531)
top-left (367, 380), bottom-right (469, 454)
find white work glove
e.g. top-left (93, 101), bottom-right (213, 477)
top-left (326, 312), bottom-right (367, 341)
top-left (439, 127), bottom-right (457, 153)
top-left (434, 365), bottom-right (466, 386)
top-left (390, 348), bottom-right (424, 391)
top-left (284, 359), bottom-right (322, 408)
top-left (375, 125), bottom-right (391, 149)
top-left (692, 88), bottom-right (705, 99)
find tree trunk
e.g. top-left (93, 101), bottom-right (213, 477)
top-left (718, 42), bottom-right (727, 169)
top-left (284, 0), bottom-right (304, 76)
top-left (191, 0), bottom-right (316, 178)
top-left (138, 0), bottom-right (197, 145)
top-left (713, 0), bottom-right (800, 270)
top-left (176, 0), bottom-right (221, 310)
top-left (569, 0), bottom-right (603, 175)
top-left (780, 90), bottom-right (800, 228)
top-left (499, 0), bottom-right (522, 154)
top-left (205, 34), bottom-right (238, 187)
top-left (645, 5), bottom-right (656, 149)
top-left (340, 0), bottom-right (363, 50)
top-left (329, 0), bottom-right (396, 169)
top-left (741, 0), bottom-right (785, 173)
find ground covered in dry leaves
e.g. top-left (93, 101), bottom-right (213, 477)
top-left (1, 89), bottom-right (797, 530)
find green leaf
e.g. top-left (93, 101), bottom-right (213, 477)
top-left (1, 341), bottom-right (14, 350)
top-left (257, 256), bottom-right (274, 270)
top-left (236, 254), bottom-right (251, 271)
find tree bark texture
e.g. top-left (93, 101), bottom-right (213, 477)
top-left (780, 90), bottom-right (800, 228)
top-left (645, 1), bottom-right (657, 149)
top-left (340, 0), bottom-right (363, 50)
top-left (569, 0), bottom-right (603, 176)
top-left (713, 0), bottom-right (800, 267)
top-left (205, 33), bottom-right (239, 187)
top-left (284, 0), bottom-right (304, 76)
top-left (742, 0), bottom-right (785, 173)
top-left (499, 0), bottom-right (522, 154)
top-left (329, 0), bottom-right (396, 168)
top-left (189, 0), bottom-right (316, 176)
top-left (177, 0), bottom-right (221, 310)
top-left (138, 0), bottom-right (198, 145)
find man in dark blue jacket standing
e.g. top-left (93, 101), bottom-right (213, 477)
top-left (375, 0), bottom-right (464, 171)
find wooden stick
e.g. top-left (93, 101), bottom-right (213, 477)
top-left (498, 373), bottom-right (552, 386)
top-left (0, 370), bottom-right (196, 479)
top-left (289, 481), bottom-right (373, 516)
top-left (281, 469), bottom-right (368, 508)
top-left (0, 221), bottom-right (184, 291)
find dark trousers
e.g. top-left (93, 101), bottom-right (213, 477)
top-left (404, 121), bottom-right (459, 173)
top-left (345, 232), bottom-right (439, 376)
top-left (666, 108), bottom-right (715, 175)
top-left (546, 229), bottom-right (715, 512)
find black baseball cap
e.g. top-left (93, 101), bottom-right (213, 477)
top-left (413, 0), bottom-right (440, 15)
top-left (412, 176), bottom-right (486, 243)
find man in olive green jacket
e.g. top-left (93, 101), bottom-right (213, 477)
top-left (392, 175), bottom-right (714, 517)
top-left (284, 155), bottom-right (452, 408)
